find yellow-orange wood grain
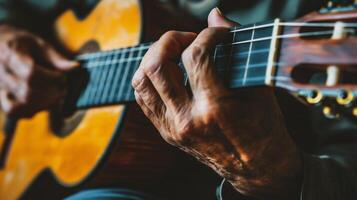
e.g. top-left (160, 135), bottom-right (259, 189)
top-left (0, 0), bottom-right (141, 199)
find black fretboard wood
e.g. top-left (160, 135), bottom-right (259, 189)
top-left (68, 20), bottom-right (280, 109)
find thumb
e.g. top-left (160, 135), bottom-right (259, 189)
top-left (45, 46), bottom-right (79, 70)
top-left (208, 8), bottom-right (239, 28)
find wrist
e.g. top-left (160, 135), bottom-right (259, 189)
top-left (227, 146), bottom-right (302, 199)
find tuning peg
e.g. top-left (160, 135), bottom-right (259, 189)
top-left (336, 90), bottom-right (354, 106)
top-left (328, 0), bottom-right (355, 7)
top-left (306, 90), bottom-right (323, 104)
top-left (323, 106), bottom-right (340, 119)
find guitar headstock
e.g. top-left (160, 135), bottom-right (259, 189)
top-left (320, 0), bottom-right (357, 14)
top-left (274, 4), bottom-right (357, 119)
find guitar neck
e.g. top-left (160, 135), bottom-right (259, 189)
top-left (69, 19), bottom-right (281, 109)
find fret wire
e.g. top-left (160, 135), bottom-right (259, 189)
top-left (77, 60), bottom-right (94, 106)
top-left (77, 43), bottom-right (152, 60)
top-left (125, 44), bottom-right (145, 101)
top-left (224, 26), bottom-right (237, 85)
top-left (74, 24), bottom-right (349, 107)
top-left (117, 46), bottom-right (135, 101)
top-left (101, 50), bottom-right (119, 103)
top-left (77, 28), bottom-right (348, 63)
top-left (83, 57), bottom-right (143, 68)
top-left (80, 48), bottom-right (270, 70)
top-left (230, 23), bottom-right (274, 34)
top-left (77, 48), bottom-right (121, 60)
top-left (91, 56), bottom-right (108, 105)
top-left (242, 23), bottom-right (255, 85)
top-left (77, 22), bottom-right (357, 61)
top-left (233, 76), bottom-right (290, 83)
top-left (109, 47), bottom-right (128, 101)
top-left (86, 57), bottom-right (103, 105)
top-left (95, 53), bottom-right (113, 104)
top-left (216, 48), bottom-right (270, 58)
top-left (77, 31), bottom-right (340, 72)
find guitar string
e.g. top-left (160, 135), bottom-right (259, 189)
top-left (278, 22), bottom-right (357, 28)
top-left (76, 22), bottom-right (357, 60)
top-left (78, 28), bottom-right (353, 68)
top-left (81, 75), bottom-right (292, 103)
top-left (229, 22), bottom-right (357, 33)
top-left (80, 29), bottom-right (352, 74)
top-left (79, 27), bottom-right (349, 102)
top-left (76, 26), bottom-right (355, 103)
top-left (218, 29), bottom-right (355, 46)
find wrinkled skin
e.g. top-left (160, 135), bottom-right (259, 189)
top-left (133, 8), bottom-right (302, 199)
top-left (0, 25), bottom-right (77, 117)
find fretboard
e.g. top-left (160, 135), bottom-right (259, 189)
top-left (68, 19), bottom-right (281, 109)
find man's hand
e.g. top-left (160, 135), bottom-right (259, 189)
top-left (0, 25), bottom-right (77, 118)
top-left (133, 8), bottom-right (302, 199)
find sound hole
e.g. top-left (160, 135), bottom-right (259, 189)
top-left (50, 110), bottom-right (86, 137)
top-left (50, 40), bottom-right (100, 137)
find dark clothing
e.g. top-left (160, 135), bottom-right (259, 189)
top-left (64, 188), bottom-right (160, 200)
top-left (1, 0), bottom-right (356, 199)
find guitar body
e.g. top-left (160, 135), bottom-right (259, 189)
top-left (0, 0), bottom-right (202, 199)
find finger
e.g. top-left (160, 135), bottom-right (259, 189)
top-left (182, 27), bottom-right (228, 95)
top-left (30, 65), bottom-right (65, 86)
top-left (208, 8), bottom-right (239, 28)
top-left (42, 45), bottom-right (78, 70)
top-left (0, 90), bottom-right (20, 115)
top-left (0, 64), bottom-right (21, 93)
top-left (134, 91), bottom-right (159, 125)
top-left (132, 69), bottom-right (166, 118)
top-left (139, 31), bottom-right (196, 112)
top-left (5, 48), bottom-right (67, 89)
top-left (6, 51), bottom-right (35, 79)
top-left (134, 90), bottom-right (149, 114)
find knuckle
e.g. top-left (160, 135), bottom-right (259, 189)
top-left (2, 101), bottom-right (16, 116)
top-left (174, 121), bottom-right (195, 144)
top-left (161, 31), bottom-right (180, 42)
top-left (18, 85), bottom-right (32, 103)
top-left (201, 27), bottom-right (213, 36)
top-left (195, 99), bottom-right (219, 123)
top-left (142, 58), bottom-right (164, 78)
top-left (158, 31), bottom-right (182, 53)
top-left (161, 134), bottom-right (175, 146)
top-left (134, 94), bottom-right (143, 106)
top-left (6, 106), bottom-right (16, 115)
top-left (131, 71), bottom-right (143, 89)
top-left (23, 64), bottom-right (35, 80)
top-left (134, 76), bottom-right (149, 92)
top-left (182, 45), bottom-right (209, 66)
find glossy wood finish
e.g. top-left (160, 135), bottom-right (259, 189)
top-left (276, 11), bottom-right (357, 93)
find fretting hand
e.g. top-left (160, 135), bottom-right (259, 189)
top-left (0, 25), bottom-right (77, 118)
top-left (133, 8), bottom-right (302, 199)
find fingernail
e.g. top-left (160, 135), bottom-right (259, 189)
top-left (214, 7), bottom-right (223, 16)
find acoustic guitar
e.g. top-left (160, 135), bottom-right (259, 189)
top-left (1, 0), bottom-right (357, 199)
top-left (0, 0), bottom-right (205, 199)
